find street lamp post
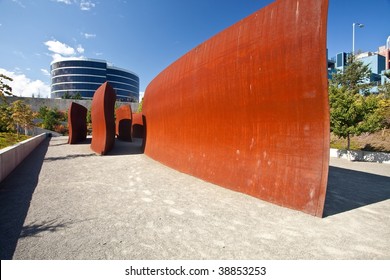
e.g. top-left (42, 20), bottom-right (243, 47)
top-left (352, 22), bottom-right (364, 55)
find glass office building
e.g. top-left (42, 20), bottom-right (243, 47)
top-left (50, 58), bottom-right (139, 102)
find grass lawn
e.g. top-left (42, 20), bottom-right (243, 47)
top-left (0, 132), bottom-right (31, 150)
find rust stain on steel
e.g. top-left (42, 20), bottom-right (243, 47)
top-left (116, 105), bottom-right (133, 142)
top-left (90, 82), bottom-right (116, 155)
top-left (132, 113), bottom-right (145, 139)
top-left (68, 102), bottom-right (87, 144)
top-left (143, 0), bottom-right (330, 217)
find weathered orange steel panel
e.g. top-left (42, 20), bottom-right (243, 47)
top-left (116, 105), bottom-right (133, 142)
top-left (90, 82), bottom-right (116, 155)
top-left (68, 102), bottom-right (87, 144)
top-left (143, 0), bottom-right (330, 217)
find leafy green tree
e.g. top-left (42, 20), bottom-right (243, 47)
top-left (0, 103), bottom-right (12, 132)
top-left (329, 55), bottom-right (385, 150)
top-left (378, 85), bottom-right (390, 129)
top-left (38, 106), bottom-right (65, 131)
top-left (137, 98), bottom-right (143, 113)
top-left (0, 73), bottom-right (13, 101)
top-left (42, 110), bottom-right (60, 131)
top-left (73, 92), bottom-right (83, 100)
top-left (329, 85), bottom-right (383, 150)
top-left (61, 92), bottom-right (72, 99)
top-left (331, 56), bottom-right (372, 96)
top-left (10, 100), bottom-right (36, 136)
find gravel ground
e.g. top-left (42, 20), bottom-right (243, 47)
top-left (0, 136), bottom-right (389, 260)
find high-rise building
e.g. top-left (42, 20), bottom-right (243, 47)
top-left (50, 58), bottom-right (139, 102)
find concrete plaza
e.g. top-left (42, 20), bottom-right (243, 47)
top-left (0, 136), bottom-right (389, 259)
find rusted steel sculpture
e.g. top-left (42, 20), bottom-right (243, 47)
top-left (90, 82), bottom-right (116, 155)
top-left (132, 113), bottom-right (144, 138)
top-left (68, 102), bottom-right (87, 144)
top-left (143, 0), bottom-right (330, 217)
top-left (116, 105), bottom-right (133, 142)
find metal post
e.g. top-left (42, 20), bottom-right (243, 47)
top-left (352, 23), bottom-right (364, 55)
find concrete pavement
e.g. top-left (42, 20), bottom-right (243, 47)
top-left (0, 136), bottom-right (389, 259)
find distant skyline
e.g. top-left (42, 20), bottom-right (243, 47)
top-left (1, 0), bottom-right (389, 98)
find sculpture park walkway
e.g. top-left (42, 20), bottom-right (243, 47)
top-left (0, 136), bottom-right (389, 260)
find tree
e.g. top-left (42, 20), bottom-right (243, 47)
top-left (329, 85), bottom-right (384, 150)
top-left (378, 79), bottom-right (390, 129)
top-left (73, 92), bottom-right (82, 100)
top-left (0, 103), bottom-right (12, 132)
top-left (61, 92), bottom-right (72, 99)
top-left (0, 73), bottom-right (13, 101)
top-left (10, 100), bottom-right (36, 136)
top-left (330, 55), bottom-right (372, 96)
top-left (137, 98), bottom-right (143, 113)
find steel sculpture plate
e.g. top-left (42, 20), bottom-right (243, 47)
top-left (143, 0), bottom-right (329, 217)
top-left (68, 102), bottom-right (87, 144)
top-left (90, 82), bottom-right (116, 155)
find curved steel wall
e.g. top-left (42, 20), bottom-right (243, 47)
top-left (143, 0), bottom-right (330, 217)
top-left (50, 59), bottom-right (140, 102)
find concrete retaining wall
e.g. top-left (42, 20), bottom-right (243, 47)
top-left (0, 133), bottom-right (47, 183)
top-left (5, 96), bottom-right (139, 113)
top-left (330, 148), bottom-right (390, 164)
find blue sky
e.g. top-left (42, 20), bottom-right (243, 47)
top-left (1, 0), bottom-right (389, 98)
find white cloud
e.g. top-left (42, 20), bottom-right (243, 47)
top-left (12, 0), bottom-right (26, 8)
top-left (54, 0), bottom-right (73, 4)
top-left (44, 39), bottom-right (86, 61)
top-left (44, 40), bottom-right (75, 56)
top-left (82, 32), bottom-right (96, 39)
top-left (41, 69), bottom-right (50, 76)
top-left (0, 68), bottom-right (50, 98)
top-left (53, 0), bottom-right (95, 11)
top-left (80, 0), bottom-right (96, 11)
top-left (76, 44), bottom-right (85, 54)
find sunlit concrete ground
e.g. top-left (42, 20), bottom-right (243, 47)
top-left (0, 136), bottom-right (389, 259)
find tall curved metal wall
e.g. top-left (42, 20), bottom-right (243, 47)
top-left (143, 0), bottom-right (329, 217)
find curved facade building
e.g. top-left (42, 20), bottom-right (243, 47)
top-left (50, 58), bottom-right (139, 102)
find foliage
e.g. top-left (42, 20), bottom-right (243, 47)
top-left (329, 85), bottom-right (384, 150)
top-left (9, 100), bottom-right (36, 136)
top-left (378, 78), bottom-right (390, 99)
top-left (330, 56), bottom-right (372, 96)
top-left (0, 103), bottom-right (12, 132)
top-left (0, 132), bottom-right (30, 150)
top-left (137, 98), bottom-right (143, 113)
top-left (86, 107), bottom-right (92, 124)
top-left (328, 55), bottom-right (386, 150)
top-left (53, 124), bottom-right (68, 135)
top-left (38, 106), bottom-right (67, 131)
top-left (61, 91), bottom-right (83, 100)
top-left (0, 73), bottom-right (13, 101)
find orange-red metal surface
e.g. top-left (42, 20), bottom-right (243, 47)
top-left (143, 0), bottom-right (330, 217)
top-left (90, 82), bottom-right (116, 155)
top-left (116, 105), bottom-right (133, 142)
top-left (68, 102), bottom-right (87, 144)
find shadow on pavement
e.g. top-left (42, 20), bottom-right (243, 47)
top-left (0, 138), bottom-right (50, 259)
top-left (324, 166), bottom-right (390, 217)
top-left (19, 219), bottom-right (68, 238)
top-left (106, 138), bottom-right (144, 156)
